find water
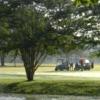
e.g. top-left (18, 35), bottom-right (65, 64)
top-left (0, 94), bottom-right (100, 100)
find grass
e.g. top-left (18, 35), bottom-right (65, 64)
top-left (0, 66), bottom-right (54, 73)
top-left (92, 64), bottom-right (100, 71)
top-left (0, 64), bottom-right (100, 73)
top-left (0, 79), bottom-right (100, 96)
top-left (0, 64), bottom-right (100, 95)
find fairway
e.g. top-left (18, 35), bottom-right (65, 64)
top-left (0, 64), bottom-right (100, 80)
top-left (0, 64), bottom-right (100, 72)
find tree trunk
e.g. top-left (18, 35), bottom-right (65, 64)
top-left (0, 53), bottom-right (5, 66)
top-left (20, 48), bottom-right (35, 81)
top-left (20, 48), bottom-right (46, 81)
top-left (25, 66), bottom-right (35, 81)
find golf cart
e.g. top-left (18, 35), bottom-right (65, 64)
top-left (55, 59), bottom-right (69, 71)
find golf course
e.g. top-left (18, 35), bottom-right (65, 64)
top-left (0, 0), bottom-right (100, 99)
top-left (0, 64), bottom-right (100, 96)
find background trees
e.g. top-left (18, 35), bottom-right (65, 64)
top-left (74, 0), bottom-right (100, 60)
top-left (0, 2), bottom-right (10, 66)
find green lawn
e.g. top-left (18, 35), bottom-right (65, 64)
top-left (0, 64), bottom-right (100, 95)
top-left (0, 79), bottom-right (100, 96)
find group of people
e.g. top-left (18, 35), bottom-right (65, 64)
top-left (74, 58), bottom-right (94, 71)
top-left (66, 58), bottom-right (94, 71)
top-left (55, 58), bottom-right (94, 71)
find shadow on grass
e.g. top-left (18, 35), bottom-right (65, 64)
top-left (1, 79), bottom-right (100, 95)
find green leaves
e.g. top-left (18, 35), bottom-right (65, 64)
top-left (74, 0), bottom-right (99, 6)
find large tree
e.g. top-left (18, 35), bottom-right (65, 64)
top-left (10, 7), bottom-right (56, 81)
top-left (12, 5), bottom-right (78, 81)
top-left (0, 0), bottom-right (82, 81)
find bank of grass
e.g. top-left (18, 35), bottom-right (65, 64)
top-left (0, 79), bottom-right (100, 96)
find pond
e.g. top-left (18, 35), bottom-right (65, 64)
top-left (0, 94), bottom-right (100, 100)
